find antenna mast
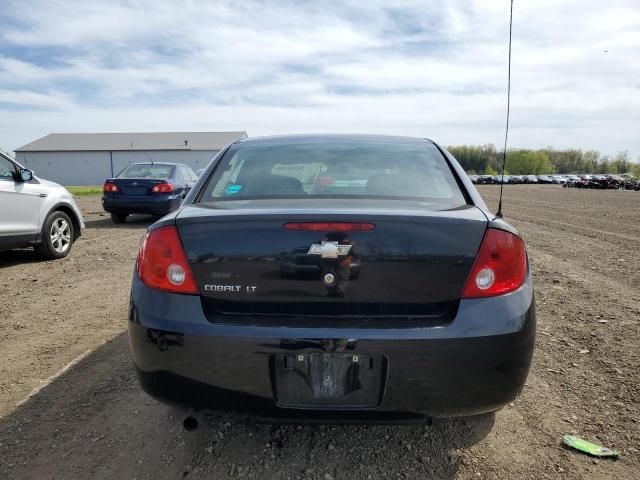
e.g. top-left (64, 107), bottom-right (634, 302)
top-left (496, 0), bottom-right (514, 218)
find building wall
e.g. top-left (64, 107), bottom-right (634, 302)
top-left (15, 150), bottom-right (218, 185)
top-left (16, 151), bottom-right (111, 186)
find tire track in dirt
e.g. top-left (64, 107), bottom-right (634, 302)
top-left (474, 186), bottom-right (640, 478)
top-left (515, 217), bottom-right (640, 289)
top-left (0, 201), bottom-right (146, 417)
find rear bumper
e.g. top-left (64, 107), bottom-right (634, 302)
top-left (102, 195), bottom-right (181, 215)
top-left (129, 274), bottom-right (535, 419)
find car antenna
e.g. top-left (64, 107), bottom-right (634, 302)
top-left (496, 0), bottom-right (513, 219)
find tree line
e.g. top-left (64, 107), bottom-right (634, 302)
top-left (448, 145), bottom-right (640, 176)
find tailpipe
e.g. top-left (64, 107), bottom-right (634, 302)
top-left (183, 415), bottom-right (198, 431)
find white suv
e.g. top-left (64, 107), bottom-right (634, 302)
top-left (0, 151), bottom-right (85, 259)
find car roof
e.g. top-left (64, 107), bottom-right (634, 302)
top-left (125, 162), bottom-right (185, 167)
top-left (236, 134), bottom-right (434, 147)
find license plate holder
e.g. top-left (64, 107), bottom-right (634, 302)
top-left (273, 353), bottom-right (385, 409)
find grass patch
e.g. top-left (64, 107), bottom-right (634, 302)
top-left (66, 186), bottom-right (103, 196)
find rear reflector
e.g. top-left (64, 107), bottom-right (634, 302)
top-left (284, 222), bottom-right (375, 232)
top-left (103, 181), bottom-right (118, 193)
top-left (151, 182), bottom-right (174, 193)
top-left (137, 226), bottom-right (198, 294)
top-left (461, 228), bottom-right (527, 298)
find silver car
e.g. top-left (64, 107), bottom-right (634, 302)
top-left (0, 151), bottom-right (85, 259)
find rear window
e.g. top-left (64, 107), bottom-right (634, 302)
top-left (116, 164), bottom-right (174, 179)
top-left (198, 139), bottom-right (466, 208)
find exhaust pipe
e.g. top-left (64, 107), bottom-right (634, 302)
top-left (183, 415), bottom-right (198, 431)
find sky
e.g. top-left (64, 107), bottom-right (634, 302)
top-left (1, 0), bottom-right (639, 158)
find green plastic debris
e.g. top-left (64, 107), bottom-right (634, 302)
top-left (563, 435), bottom-right (620, 458)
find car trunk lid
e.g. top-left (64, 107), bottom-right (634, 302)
top-left (176, 199), bottom-right (488, 318)
top-left (109, 178), bottom-right (167, 196)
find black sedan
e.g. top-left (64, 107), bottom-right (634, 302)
top-left (102, 162), bottom-right (197, 223)
top-left (129, 135), bottom-right (535, 423)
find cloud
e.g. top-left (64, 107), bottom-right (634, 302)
top-left (0, 0), bottom-right (639, 158)
top-left (0, 89), bottom-right (73, 109)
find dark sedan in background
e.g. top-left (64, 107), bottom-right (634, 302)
top-left (102, 162), bottom-right (197, 223)
top-left (129, 135), bottom-right (535, 424)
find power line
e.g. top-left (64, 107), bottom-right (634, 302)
top-left (496, 0), bottom-right (513, 218)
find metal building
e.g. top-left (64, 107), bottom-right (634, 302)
top-left (14, 131), bottom-right (247, 185)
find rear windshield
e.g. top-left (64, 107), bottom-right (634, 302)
top-left (198, 139), bottom-right (466, 207)
top-left (116, 164), bottom-right (174, 179)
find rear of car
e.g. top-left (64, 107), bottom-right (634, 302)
top-left (102, 163), bottom-right (196, 223)
top-left (128, 135), bottom-right (535, 420)
top-left (551, 175), bottom-right (567, 184)
top-left (537, 175), bottom-right (553, 184)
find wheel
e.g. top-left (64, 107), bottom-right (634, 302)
top-left (111, 213), bottom-right (128, 224)
top-left (34, 211), bottom-right (75, 260)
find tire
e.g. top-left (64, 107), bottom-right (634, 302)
top-left (34, 211), bottom-right (75, 260)
top-left (111, 213), bottom-right (128, 224)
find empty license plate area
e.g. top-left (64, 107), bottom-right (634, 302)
top-left (273, 353), bottom-right (386, 409)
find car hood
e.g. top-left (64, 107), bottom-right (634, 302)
top-left (36, 177), bottom-right (64, 189)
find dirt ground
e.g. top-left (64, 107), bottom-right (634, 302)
top-left (0, 186), bottom-right (639, 480)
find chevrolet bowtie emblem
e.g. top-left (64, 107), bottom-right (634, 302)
top-left (307, 241), bottom-right (352, 258)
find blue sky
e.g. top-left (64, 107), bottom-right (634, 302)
top-left (1, 0), bottom-right (639, 158)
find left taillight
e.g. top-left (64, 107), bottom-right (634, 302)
top-left (461, 228), bottom-right (527, 299)
top-left (137, 226), bottom-right (198, 294)
top-left (103, 181), bottom-right (118, 193)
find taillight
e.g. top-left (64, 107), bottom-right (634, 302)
top-left (137, 226), bottom-right (198, 294)
top-left (151, 182), bottom-right (173, 193)
top-left (284, 222), bottom-right (375, 232)
top-left (103, 181), bottom-right (118, 193)
top-left (461, 228), bottom-right (527, 298)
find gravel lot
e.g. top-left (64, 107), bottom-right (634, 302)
top-left (0, 186), bottom-right (639, 479)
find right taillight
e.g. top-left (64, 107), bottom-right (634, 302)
top-left (151, 182), bottom-right (174, 193)
top-left (462, 228), bottom-right (527, 298)
top-left (137, 226), bottom-right (198, 294)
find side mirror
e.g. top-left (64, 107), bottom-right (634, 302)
top-left (19, 168), bottom-right (33, 182)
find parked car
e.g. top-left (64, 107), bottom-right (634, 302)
top-left (524, 175), bottom-right (538, 184)
top-left (0, 150), bottom-right (84, 259)
top-left (102, 162), bottom-right (198, 223)
top-left (537, 175), bottom-right (554, 184)
top-left (129, 135), bottom-right (535, 423)
top-left (551, 175), bottom-right (567, 185)
top-left (476, 175), bottom-right (496, 185)
top-left (468, 174), bottom-right (479, 184)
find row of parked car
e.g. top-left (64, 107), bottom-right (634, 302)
top-left (469, 173), bottom-right (634, 186)
top-left (564, 175), bottom-right (640, 190)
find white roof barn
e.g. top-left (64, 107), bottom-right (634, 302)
top-left (14, 131), bottom-right (247, 185)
